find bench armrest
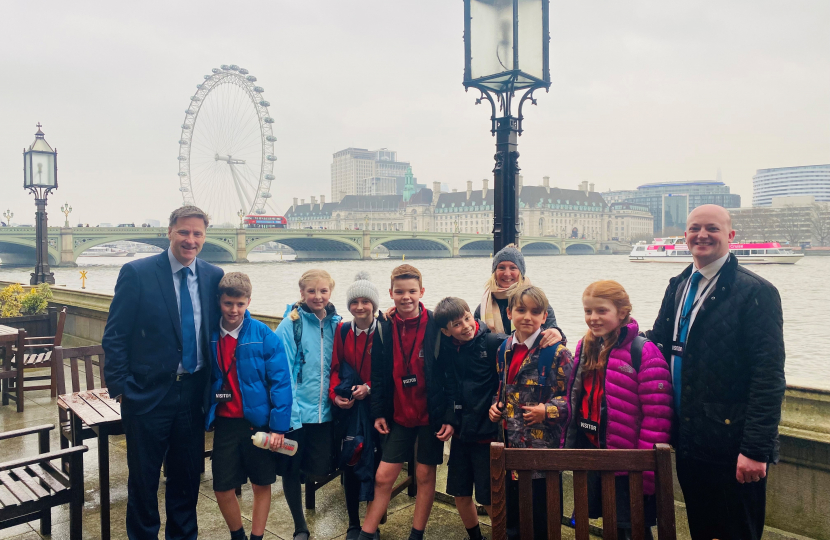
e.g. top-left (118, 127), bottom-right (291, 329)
top-left (0, 424), bottom-right (54, 442)
top-left (0, 446), bottom-right (88, 473)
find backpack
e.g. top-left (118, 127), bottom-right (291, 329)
top-left (630, 335), bottom-right (648, 373)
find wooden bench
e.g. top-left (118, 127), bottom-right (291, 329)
top-left (0, 424), bottom-right (87, 539)
top-left (6, 307), bottom-right (67, 400)
top-left (0, 326), bottom-right (25, 413)
top-left (490, 443), bottom-right (676, 540)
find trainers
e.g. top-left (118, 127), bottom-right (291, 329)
top-left (346, 527), bottom-right (361, 540)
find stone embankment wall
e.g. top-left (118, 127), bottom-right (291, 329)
top-left (2, 282), bottom-right (828, 539)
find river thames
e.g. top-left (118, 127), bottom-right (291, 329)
top-left (2, 254), bottom-right (827, 387)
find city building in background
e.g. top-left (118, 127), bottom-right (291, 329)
top-left (285, 177), bottom-right (653, 242)
top-left (730, 195), bottom-right (830, 247)
top-left (330, 147), bottom-right (424, 201)
top-left (601, 189), bottom-right (638, 204)
top-left (752, 164), bottom-right (830, 207)
top-left (603, 180), bottom-right (740, 234)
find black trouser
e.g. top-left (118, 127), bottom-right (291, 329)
top-left (676, 456), bottom-right (767, 540)
top-left (122, 372), bottom-right (206, 540)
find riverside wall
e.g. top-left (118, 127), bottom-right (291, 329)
top-left (2, 282), bottom-right (829, 538)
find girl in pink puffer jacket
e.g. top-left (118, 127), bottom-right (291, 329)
top-left (562, 280), bottom-right (673, 540)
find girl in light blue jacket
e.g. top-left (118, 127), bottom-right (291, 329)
top-left (275, 269), bottom-right (341, 540)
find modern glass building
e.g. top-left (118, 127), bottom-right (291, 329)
top-left (620, 181), bottom-right (741, 233)
top-left (752, 165), bottom-right (830, 207)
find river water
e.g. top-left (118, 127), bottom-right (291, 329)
top-left (1, 253), bottom-right (827, 387)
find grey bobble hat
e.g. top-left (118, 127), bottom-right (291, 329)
top-left (346, 271), bottom-right (380, 311)
top-left (491, 243), bottom-right (526, 276)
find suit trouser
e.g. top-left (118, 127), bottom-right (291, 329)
top-left (676, 456), bottom-right (767, 540)
top-left (122, 372), bottom-right (206, 540)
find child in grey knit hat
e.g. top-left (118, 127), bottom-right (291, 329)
top-left (346, 270), bottom-right (380, 312)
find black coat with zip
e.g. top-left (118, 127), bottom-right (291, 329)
top-left (369, 309), bottom-right (457, 432)
top-left (646, 254), bottom-right (785, 466)
top-left (438, 322), bottom-right (507, 443)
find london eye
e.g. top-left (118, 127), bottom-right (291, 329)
top-left (177, 64), bottom-right (276, 226)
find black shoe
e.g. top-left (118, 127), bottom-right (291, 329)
top-left (293, 531), bottom-right (310, 540)
top-left (346, 526), bottom-right (361, 540)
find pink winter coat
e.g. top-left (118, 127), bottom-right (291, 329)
top-left (562, 319), bottom-right (673, 495)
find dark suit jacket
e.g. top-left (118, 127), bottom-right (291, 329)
top-left (103, 251), bottom-right (224, 415)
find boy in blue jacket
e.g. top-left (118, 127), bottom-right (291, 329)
top-left (206, 272), bottom-right (292, 540)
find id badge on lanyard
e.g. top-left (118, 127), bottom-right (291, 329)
top-left (216, 344), bottom-right (235, 403)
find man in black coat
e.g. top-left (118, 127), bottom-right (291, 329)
top-left (103, 206), bottom-right (224, 540)
top-left (647, 204), bottom-right (785, 540)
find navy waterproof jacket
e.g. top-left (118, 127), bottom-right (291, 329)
top-left (205, 311), bottom-right (293, 434)
top-left (333, 359), bottom-right (377, 501)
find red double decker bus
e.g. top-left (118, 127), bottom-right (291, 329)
top-left (243, 215), bottom-right (287, 228)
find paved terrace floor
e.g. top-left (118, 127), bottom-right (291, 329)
top-left (0, 369), bottom-right (810, 540)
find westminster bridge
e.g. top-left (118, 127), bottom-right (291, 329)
top-left (0, 226), bottom-right (616, 266)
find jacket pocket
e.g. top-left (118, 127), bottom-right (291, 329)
top-left (701, 402), bottom-right (746, 453)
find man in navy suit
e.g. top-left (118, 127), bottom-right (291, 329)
top-left (104, 206), bottom-right (224, 540)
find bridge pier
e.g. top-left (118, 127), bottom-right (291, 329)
top-left (363, 230), bottom-right (371, 260)
top-left (235, 229), bottom-right (248, 263)
top-left (60, 228), bottom-right (78, 267)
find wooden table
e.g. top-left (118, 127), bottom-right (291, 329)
top-left (0, 325), bottom-right (24, 412)
top-left (58, 388), bottom-right (123, 540)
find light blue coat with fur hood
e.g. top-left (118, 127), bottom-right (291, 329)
top-left (276, 302), bottom-right (341, 430)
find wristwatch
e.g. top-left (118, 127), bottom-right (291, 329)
top-left (365, 384), bottom-right (371, 395)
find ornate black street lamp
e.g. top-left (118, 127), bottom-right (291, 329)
top-left (463, 0), bottom-right (550, 252)
top-left (23, 123), bottom-right (58, 285)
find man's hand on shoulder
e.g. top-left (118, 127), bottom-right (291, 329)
top-left (736, 453), bottom-right (767, 484)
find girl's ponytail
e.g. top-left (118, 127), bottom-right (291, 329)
top-left (581, 280), bottom-right (632, 371)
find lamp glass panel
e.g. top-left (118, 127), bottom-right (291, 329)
top-left (30, 152), bottom-right (56, 188)
top-left (470, 0), bottom-right (514, 80)
top-left (517, 0), bottom-right (544, 80)
top-left (24, 153), bottom-right (32, 187)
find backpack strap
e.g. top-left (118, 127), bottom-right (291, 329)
top-left (340, 321), bottom-right (352, 345)
top-left (292, 314), bottom-right (306, 383)
top-left (434, 331), bottom-right (442, 359)
top-left (630, 335), bottom-right (648, 373)
top-left (537, 341), bottom-right (563, 387)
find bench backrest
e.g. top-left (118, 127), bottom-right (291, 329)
top-left (489, 443), bottom-right (676, 540)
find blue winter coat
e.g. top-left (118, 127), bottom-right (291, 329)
top-left (276, 303), bottom-right (341, 430)
top-left (205, 311), bottom-right (292, 434)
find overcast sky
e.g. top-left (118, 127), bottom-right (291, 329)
top-left (1, 0), bottom-right (828, 225)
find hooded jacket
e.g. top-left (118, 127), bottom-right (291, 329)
top-left (439, 321), bottom-right (506, 442)
top-left (276, 302), bottom-right (342, 430)
top-left (563, 319), bottom-right (673, 495)
top-left (205, 311), bottom-right (293, 433)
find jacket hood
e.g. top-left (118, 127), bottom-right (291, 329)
top-left (283, 301), bottom-right (338, 320)
top-left (617, 318), bottom-right (640, 347)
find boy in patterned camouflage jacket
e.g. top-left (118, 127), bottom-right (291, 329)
top-left (488, 284), bottom-right (573, 540)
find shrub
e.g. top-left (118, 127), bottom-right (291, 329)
top-left (20, 283), bottom-right (53, 315)
top-left (0, 283), bottom-right (24, 318)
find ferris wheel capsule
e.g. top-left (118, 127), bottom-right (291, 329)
top-left (265, 174), bottom-right (275, 180)
top-left (212, 68), bottom-right (221, 73)
top-left (239, 68), bottom-right (249, 75)
top-left (179, 186), bottom-right (190, 192)
top-left (266, 155), bottom-right (277, 161)
top-left (261, 192), bottom-right (272, 198)
top-left (185, 109), bottom-right (195, 115)
top-left (220, 64), bottom-right (230, 70)
top-left (253, 86), bottom-right (264, 93)
top-left (181, 124), bottom-right (191, 130)
top-left (204, 75), bottom-right (211, 80)
top-left (246, 75), bottom-right (257, 82)
top-left (178, 140), bottom-right (188, 145)
top-left (259, 100), bottom-right (270, 107)
top-left (178, 172), bottom-right (188, 177)
top-left (255, 208), bottom-right (266, 214)
top-left (229, 65), bottom-right (240, 71)
top-left (264, 117), bottom-right (274, 123)
top-left (266, 135), bottom-right (277, 142)
top-left (178, 156), bottom-right (187, 161)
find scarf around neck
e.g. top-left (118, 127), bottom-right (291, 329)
top-left (480, 275), bottom-right (531, 334)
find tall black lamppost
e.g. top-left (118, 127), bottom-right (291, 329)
top-left (23, 123), bottom-right (58, 285)
top-left (463, 0), bottom-right (551, 253)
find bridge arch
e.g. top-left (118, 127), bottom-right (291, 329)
top-left (372, 235), bottom-right (452, 259)
top-left (72, 233), bottom-right (238, 263)
top-left (246, 232), bottom-right (363, 260)
top-left (565, 243), bottom-right (596, 255)
top-left (457, 240), bottom-right (492, 257)
top-left (521, 241), bottom-right (561, 256)
top-left (0, 238), bottom-right (59, 266)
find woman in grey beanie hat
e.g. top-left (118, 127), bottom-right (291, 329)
top-left (473, 243), bottom-right (563, 337)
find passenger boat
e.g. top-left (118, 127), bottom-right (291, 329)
top-left (81, 246), bottom-right (134, 257)
top-left (629, 237), bottom-right (803, 264)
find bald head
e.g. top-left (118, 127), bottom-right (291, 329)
top-left (685, 204), bottom-right (735, 268)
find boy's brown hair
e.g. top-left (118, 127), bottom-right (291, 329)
top-left (390, 264), bottom-right (422, 288)
top-left (434, 297), bottom-right (471, 330)
top-left (507, 284), bottom-right (549, 313)
top-left (218, 272), bottom-right (252, 299)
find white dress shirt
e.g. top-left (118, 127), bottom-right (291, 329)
top-left (353, 319), bottom-right (377, 336)
top-left (671, 252), bottom-right (729, 377)
top-left (168, 249), bottom-right (204, 373)
top-left (219, 319), bottom-right (243, 340)
top-left (514, 327), bottom-right (542, 350)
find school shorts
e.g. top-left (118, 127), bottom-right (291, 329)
top-left (276, 421), bottom-right (334, 478)
top-left (211, 416), bottom-right (277, 492)
top-left (446, 438), bottom-right (492, 505)
top-left (380, 422), bottom-right (444, 466)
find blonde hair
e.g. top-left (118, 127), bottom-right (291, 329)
top-left (581, 280), bottom-right (632, 371)
top-left (218, 272), bottom-right (252, 298)
top-left (507, 284), bottom-right (549, 312)
top-left (289, 269), bottom-right (335, 320)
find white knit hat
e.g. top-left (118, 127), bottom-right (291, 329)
top-left (346, 271), bottom-right (380, 311)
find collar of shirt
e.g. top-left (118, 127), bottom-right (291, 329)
top-left (168, 248), bottom-right (197, 278)
top-left (514, 327), bottom-right (542, 350)
top-left (693, 252), bottom-right (729, 280)
top-left (220, 319), bottom-right (243, 339)
top-left (354, 319), bottom-right (377, 336)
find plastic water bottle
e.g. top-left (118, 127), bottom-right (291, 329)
top-left (251, 432), bottom-right (298, 456)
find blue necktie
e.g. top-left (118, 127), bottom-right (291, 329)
top-left (180, 267), bottom-right (198, 373)
top-left (673, 271), bottom-right (703, 415)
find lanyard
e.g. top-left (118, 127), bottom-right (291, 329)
top-left (396, 312), bottom-right (422, 376)
top-left (353, 326), bottom-right (372, 379)
top-left (217, 336), bottom-right (236, 386)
